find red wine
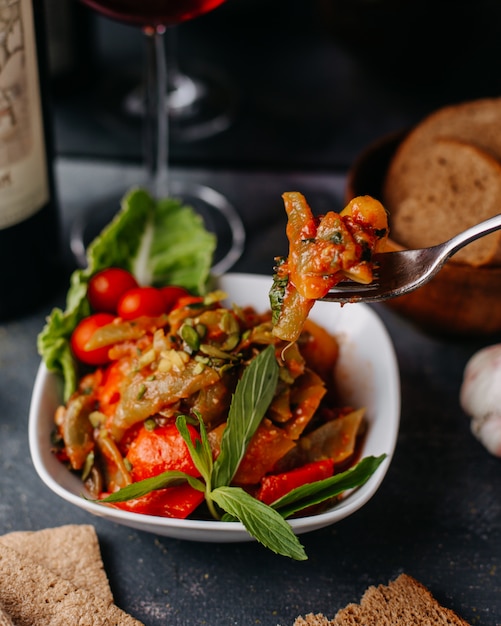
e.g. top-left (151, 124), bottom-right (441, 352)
top-left (79, 0), bottom-right (226, 28)
top-left (0, 1), bottom-right (62, 320)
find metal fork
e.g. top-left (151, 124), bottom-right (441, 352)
top-left (320, 213), bottom-right (501, 303)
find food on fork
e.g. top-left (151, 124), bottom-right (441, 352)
top-left (270, 192), bottom-right (388, 342)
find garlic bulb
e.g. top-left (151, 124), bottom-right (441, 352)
top-left (460, 344), bottom-right (501, 457)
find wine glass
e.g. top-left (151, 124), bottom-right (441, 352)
top-left (71, 0), bottom-right (245, 276)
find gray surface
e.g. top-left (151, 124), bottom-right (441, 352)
top-left (0, 160), bottom-right (500, 625)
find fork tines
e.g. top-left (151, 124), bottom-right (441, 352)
top-left (328, 275), bottom-right (381, 293)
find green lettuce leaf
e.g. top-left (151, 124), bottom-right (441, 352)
top-left (37, 187), bottom-right (216, 400)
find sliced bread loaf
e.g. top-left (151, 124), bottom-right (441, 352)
top-left (384, 137), bottom-right (501, 266)
top-left (385, 97), bottom-right (501, 165)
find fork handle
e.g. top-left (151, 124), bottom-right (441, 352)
top-left (443, 213), bottom-right (501, 258)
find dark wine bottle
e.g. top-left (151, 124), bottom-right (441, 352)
top-left (0, 0), bottom-right (63, 321)
top-left (44, 0), bottom-right (96, 93)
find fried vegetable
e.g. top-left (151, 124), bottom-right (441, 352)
top-left (56, 394), bottom-right (95, 471)
top-left (112, 362), bottom-right (221, 441)
top-left (53, 288), bottom-right (378, 561)
top-left (296, 408), bottom-right (366, 464)
top-left (270, 192), bottom-right (389, 343)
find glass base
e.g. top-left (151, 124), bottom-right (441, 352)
top-left (123, 65), bottom-right (237, 142)
top-left (70, 181), bottom-right (245, 276)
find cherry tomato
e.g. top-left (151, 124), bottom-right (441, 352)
top-left (88, 268), bottom-right (138, 313)
top-left (70, 313), bottom-right (116, 366)
top-left (159, 285), bottom-right (190, 312)
top-left (117, 286), bottom-right (166, 320)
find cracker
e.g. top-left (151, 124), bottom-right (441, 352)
top-left (293, 574), bottom-right (470, 626)
top-left (0, 524), bottom-right (113, 604)
top-left (0, 541), bottom-right (143, 626)
top-left (0, 604), bottom-right (14, 626)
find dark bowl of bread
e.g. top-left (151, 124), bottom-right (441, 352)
top-left (346, 97), bottom-right (501, 336)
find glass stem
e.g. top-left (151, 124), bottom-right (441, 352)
top-left (165, 26), bottom-right (181, 93)
top-left (144, 26), bottom-right (169, 198)
top-left (165, 27), bottom-right (202, 115)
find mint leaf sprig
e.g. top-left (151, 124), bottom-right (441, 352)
top-left (210, 486), bottom-right (307, 561)
top-left (98, 344), bottom-right (386, 560)
top-left (267, 455), bottom-right (386, 519)
top-left (211, 343), bottom-right (279, 489)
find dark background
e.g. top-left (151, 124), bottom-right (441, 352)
top-left (47, 0), bottom-right (501, 172)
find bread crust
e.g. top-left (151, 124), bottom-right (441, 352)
top-left (386, 97), bottom-right (501, 163)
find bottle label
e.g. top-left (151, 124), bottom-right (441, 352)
top-left (0, 0), bottom-right (50, 230)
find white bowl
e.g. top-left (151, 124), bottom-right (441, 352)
top-left (29, 273), bottom-right (400, 543)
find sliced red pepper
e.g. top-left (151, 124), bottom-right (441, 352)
top-left (126, 422), bottom-right (202, 482)
top-left (106, 483), bottom-right (204, 519)
top-left (232, 419), bottom-right (296, 485)
top-left (256, 458), bottom-right (334, 505)
top-left (172, 295), bottom-right (204, 310)
top-left (95, 359), bottom-right (131, 416)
